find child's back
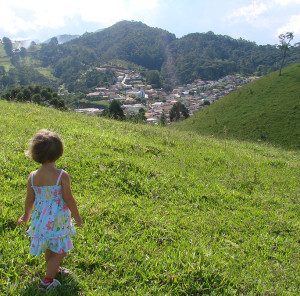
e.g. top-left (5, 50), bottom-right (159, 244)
top-left (29, 166), bottom-right (76, 256)
top-left (31, 166), bottom-right (62, 186)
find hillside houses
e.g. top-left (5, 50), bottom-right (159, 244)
top-left (76, 66), bottom-right (258, 122)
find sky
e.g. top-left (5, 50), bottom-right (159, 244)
top-left (0, 0), bottom-right (300, 45)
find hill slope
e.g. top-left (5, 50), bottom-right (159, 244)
top-left (172, 63), bottom-right (300, 149)
top-left (0, 100), bottom-right (299, 295)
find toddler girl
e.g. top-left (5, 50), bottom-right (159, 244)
top-left (18, 129), bottom-right (82, 291)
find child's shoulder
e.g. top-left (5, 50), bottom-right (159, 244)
top-left (60, 169), bottom-right (71, 182)
top-left (27, 170), bottom-right (37, 179)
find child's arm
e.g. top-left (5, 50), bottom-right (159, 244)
top-left (61, 171), bottom-right (83, 227)
top-left (18, 174), bottom-right (35, 226)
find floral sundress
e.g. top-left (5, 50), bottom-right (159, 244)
top-left (27, 169), bottom-right (76, 255)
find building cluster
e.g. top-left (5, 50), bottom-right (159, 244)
top-left (75, 66), bottom-right (258, 124)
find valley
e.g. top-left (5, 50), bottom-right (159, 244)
top-left (72, 65), bottom-right (258, 123)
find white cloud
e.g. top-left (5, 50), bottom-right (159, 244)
top-left (276, 13), bottom-right (300, 36)
top-left (226, 0), bottom-right (300, 23)
top-left (228, 2), bottom-right (270, 22)
top-left (275, 0), bottom-right (300, 5)
top-left (0, 0), bottom-right (159, 36)
top-left (0, 6), bottom-right (37, 35)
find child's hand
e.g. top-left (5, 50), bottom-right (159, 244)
top-left (75, 216), bottom-right (83, 227)
top-left (17, 214), bottom-right (26, 226)
top-left (17, 214), bottom-right (29, 226)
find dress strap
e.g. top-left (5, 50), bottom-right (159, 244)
top-left (31, 172), bottom-right (35, 187)
top-left (56, 169), bottom-right (64, 186)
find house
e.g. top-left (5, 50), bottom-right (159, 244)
top-left (146, 118), bottom-right (158, 124)
top-left (86, 92), bottom-right (101, 98)
top-left (123, 104), bottom-right (145, 114)
top-left (75, 108), bottom-right (103, 116)
top-left (126, 88), bottom-right (145, 98)
top-left (117, 75), bottom-right (124, 82)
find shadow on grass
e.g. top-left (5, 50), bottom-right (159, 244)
top-left (21, 272), bottom-right (81, 296)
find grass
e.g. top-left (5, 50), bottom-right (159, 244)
top-left (0, 100), bottom-right (299, 295)
top-left (173, 63), bottom-right (300, 150)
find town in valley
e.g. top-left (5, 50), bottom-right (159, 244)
top-left (72, 66), bottom-right (258, 124)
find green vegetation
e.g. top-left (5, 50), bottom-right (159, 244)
top-left (0, 43), bottom-right (13, 71)
top-left (1, 85), bottom-right (66, 109)
top-left (65, 68), bottom-right (117, 93)
top-left (1, 100), bottom-right (299, 295)
top-left (102, 99), bottom-right (125, 120)
top-left (278, 32), bottom-right (295, 76)
top-left (146, 70), bottom-right (163, 89)
top-left (169, 101), bottom-right (190, 122)
top-left (2, 37), bottom-right (13, 57)
top-left (173, 63), bottom-right (300, 150)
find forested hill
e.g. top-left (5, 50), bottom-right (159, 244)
top-left (161, 32), bottom-right (283, 83)
top-left (68, 21), bottom-right (176, 70)
top-left (1, 20), bottom-right (300, 92)
top-left (36, 20), bottom-right (300, 86)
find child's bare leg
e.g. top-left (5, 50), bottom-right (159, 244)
top-left (45, 249), bottom-right (66, 278)
top-left (45, 249), bottom-right (53, 264)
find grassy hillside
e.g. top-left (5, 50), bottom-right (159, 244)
top-left (173, 63), bottom-right (300, 150)
top-left (0, 101), bottom-right (299, 295)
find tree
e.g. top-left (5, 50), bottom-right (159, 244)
top-left (23, 87), bottom-right (31, 100)
top-left (16, 92), bottom-right (24, 101)
top-left (108, 99), bottom-right (125, 120)
top-left (20, 47), bottom-right (27, 58)
top-left (129, 111), bottom-right (146, 123)
top-left (278, 32), bottom-right (294, 76)
top-left (159, 112), bottom-right (167, 126)
top-left (11, 54), bottom-right (20, 66)
top-left (32, 94), bottom-right (41, 104)
top-left (169, 102), bottom-right (189, 122)
top-left (0, 66), bottom-right (5, 76)
top-left (146, 70), bottom-right (163, 89)
top-left (2, 37), bottom-right (13, 57)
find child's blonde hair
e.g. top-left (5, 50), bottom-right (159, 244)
top-left (27, 129), bottom-right (64, 163)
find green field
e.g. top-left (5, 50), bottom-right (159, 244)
top-left (173, 64), bottom-right (300, 150)
top-left (0, 100), bottom-right (299, 295)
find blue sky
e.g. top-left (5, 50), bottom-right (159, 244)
top-left (0, 0), bottom-right (299, 45)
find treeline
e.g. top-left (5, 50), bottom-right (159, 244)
top-left (1, 85), bottom-right (65, 109)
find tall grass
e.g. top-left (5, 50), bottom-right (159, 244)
top-left (0, 101), bottom-right (299, 295)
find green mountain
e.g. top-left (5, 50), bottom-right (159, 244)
top-left (172, 63), bottom-right (300, 149)
top-left (43, 20), bottom-right (300, 85)
top-left (69, 21), bottom-right (176, 70)
top-left (1, 20), bottom-right (300, 93)
top-left (1, 100), bottom-right (299, 294)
